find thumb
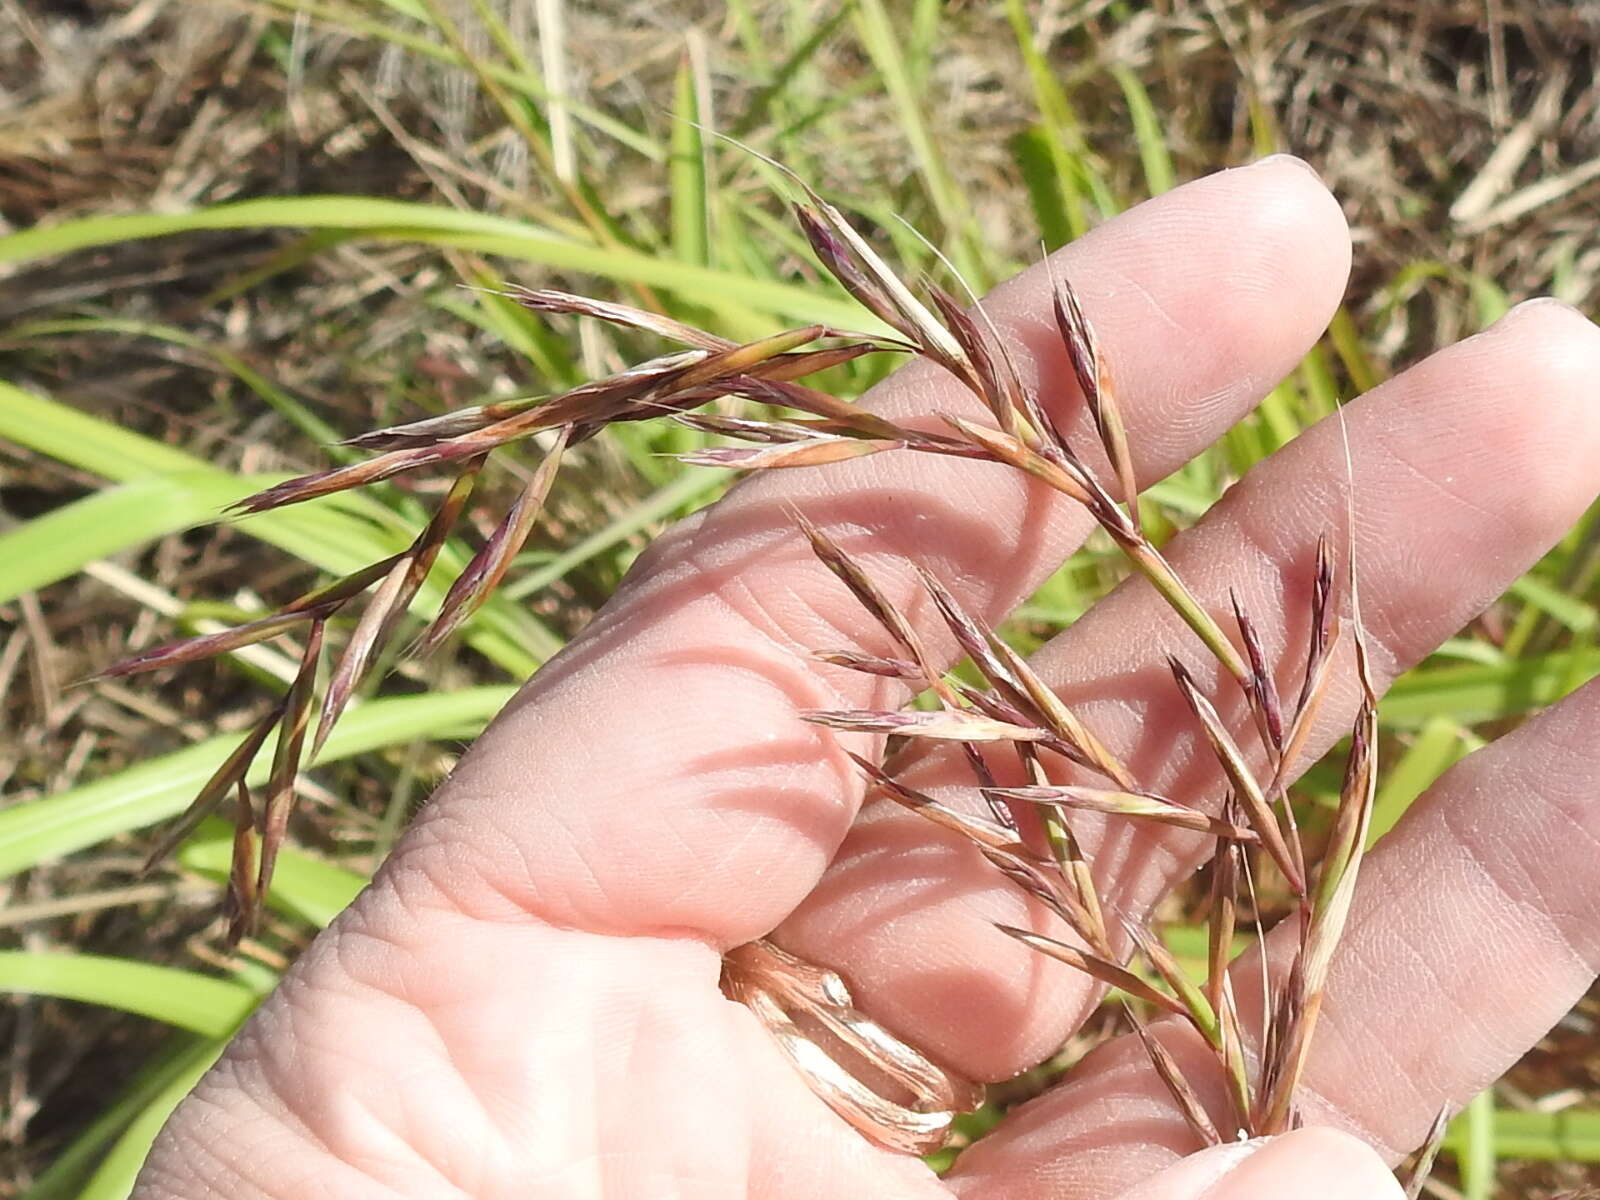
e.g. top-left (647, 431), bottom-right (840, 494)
top-left (1118, 1128), bottom-right (1404, 1200)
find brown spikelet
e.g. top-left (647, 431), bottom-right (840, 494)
top-left (923, 282), bottom-right (1007, 428)
top-left (942, 414), bottom-right (1096, 505)
top-left (140, 695), bottom-right (290, 875)
top-left (251, 618), bottom-right (325, 927)
top-left (811, 649), bottom-right (923, 680)
top-left (1050, 273), bottom-right (1140, 529)
top-left (795, 198), bottom-right (968, 368)
top-left (417, 428), bottom-right (570, 655)
top-left (505, 286), bottom-right (734, 351)
top-left (1231, 591), bottom-right (1284, 755)
top-left (848, 753), bottom-right (1040, 858)
top-left (1121, 918), bottom-right (1217, 1039)
top-left (994, 925), bottom-right (1188, 1017)
top-left (802, 708), bottom-right (1049, 743)
top-left (1123, 1003), bottom-right (1223, 1149)
top-left (681, 437), bottom-right (903, 470)
top-left (224, 780), bottom-right (259, 944)
top-left (795, 513), bottom-right (929, 669)
top-left (314, 458), bottom-right (485, 757)
top-left (987, 785), bottom-right (1257, 841)
top-left (1168, 657), bottom-right (1306, 897)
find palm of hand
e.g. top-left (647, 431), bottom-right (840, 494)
top-left (136, 159), bottom-right (1600, 1200)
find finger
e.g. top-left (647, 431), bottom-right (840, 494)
top-left (1118, 1129), bottom-right (1403, 1200)
top-left (773, 300), bottom-right (1600, 1079)
top-left (396, 157), bottom-right (1349, 947)
top-left (944, 673), bottom-right (1600, 1200)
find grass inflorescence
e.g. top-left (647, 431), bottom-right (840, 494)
top-left (97, 170), bottom-right (1393, 1165)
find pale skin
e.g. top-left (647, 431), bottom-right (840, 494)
top-left (133, 156), bottom-right (1600, 1199)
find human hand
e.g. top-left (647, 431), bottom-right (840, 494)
top-left (133, 157), bottom-right (1600, 1200)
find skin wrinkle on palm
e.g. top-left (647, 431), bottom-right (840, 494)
top-left (132, 162), bottom-right (1600, 1200)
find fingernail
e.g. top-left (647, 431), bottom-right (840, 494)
top-left (1245, 153), bottom-right (1323, 181)
top-left (1498, 296), bottom-right (1590, 329)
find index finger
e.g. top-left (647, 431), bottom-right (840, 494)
top-left (399, 157), bottom-right (1351, 948)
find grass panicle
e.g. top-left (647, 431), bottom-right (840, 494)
top-left (102, 167), bottom-right (1395, 1168)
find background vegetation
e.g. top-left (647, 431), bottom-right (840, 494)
top-left (2, 1), bottom-right (1599, 1196)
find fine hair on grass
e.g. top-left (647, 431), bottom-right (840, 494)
top-left (97, 165), bottom-right (1427, 1181)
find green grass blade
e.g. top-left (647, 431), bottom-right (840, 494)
top-left (1456, 1088), bottom-right (1497, 1199)
top-left (0, 475), bottom-right (252, 604)
top-left (0, 197), bottom-right (882, 331)
top-left (671, 55), bottom-right (710, 269)
top-left (850, 0), bottom-right (986, 285)
top-left (0, 952), bottom-right (257, 1037)
top-left (1326, 307), bottom-right (1380, 394)
top-left (10, 318), bottom-right (350, 452)
top-left (1109, 65), bottom-right (1176, 196)
top-left (75, 1035), bottom-right (230, 1200)
top-left (0, 381), bottom-right (552, 671)
top-left (1368, 716), bottom-right (1478, 846)
top-left (1010, 127), bottom-right (1075, 251)
top-left (1379, 649), bottom-right (1600, 727)
top-left (179, 832), bottom-right (365, 928)
top-left (0, 686), bottom-right (514, 879)
top-left (21, 1034), bottom-right (225, 1200)
top-left (1443, 1106), bottom-right (1600, 1161)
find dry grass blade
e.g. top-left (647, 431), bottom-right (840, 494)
top-left (314, 458), bottom-right (485, 756)
top-left (681, 437), bottom-right (903, 470)
top-left (1168, 658), bottom-right (1306, 897)
top-left (1400, 1106), bottom-right (1452, 1200)
top-left (988, 784), bottom-right (1257, 841)
top-left (1123, 1003), bottom-right (1223, 1149)
top-left (995, 925), bottom-right (1188, 1017)
top-left (250, 618), bottom-right (325, 937)
top-left (1050, 273), bottom-right (1139, 531)
top-left (417, 428), bottom-right (570, 656)
top-left (803, 707), bottom-right (1048, 743)
top-left (139, 696), bottom-right (289, 875)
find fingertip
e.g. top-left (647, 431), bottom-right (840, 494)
top-left (1492, 296), bottom-right (1600, 378)
top-left (1203, 1127), bottom-right (1403, 1199)
top-left (1121, 1128), bottom-right (1403, 1200)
